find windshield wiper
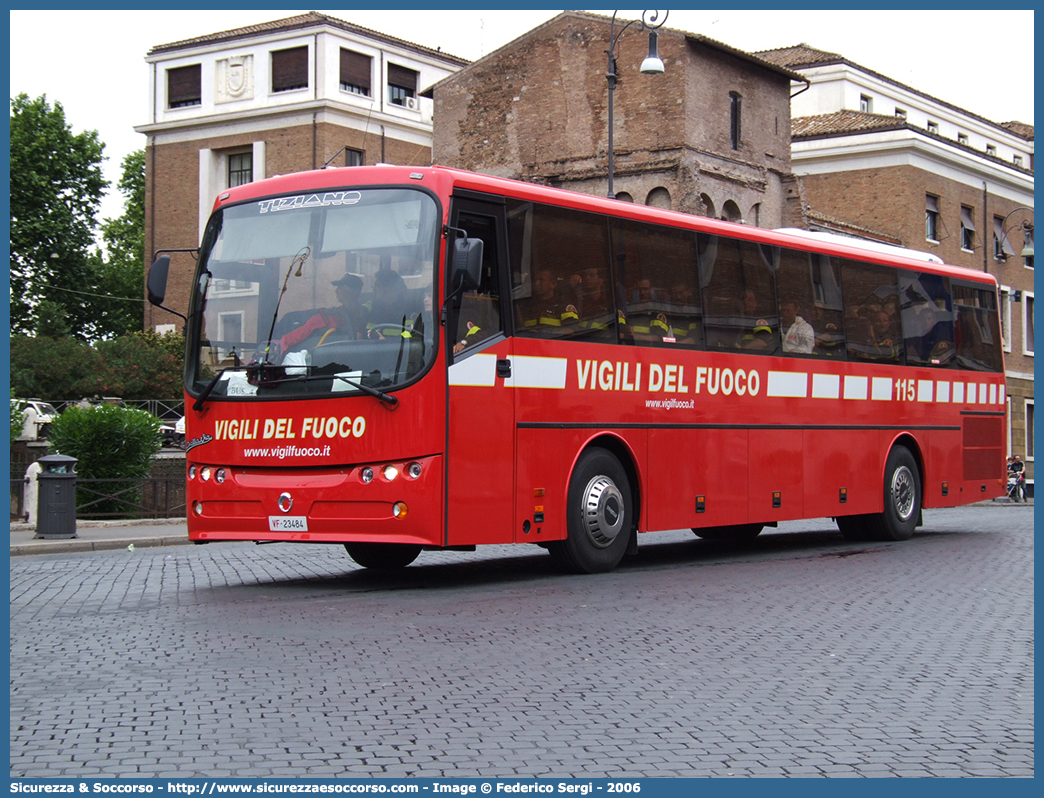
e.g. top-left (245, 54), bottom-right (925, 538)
top-left (260, 371), bottom-right (399, 408)
top-left (193, 366), bottom-right (247, 411)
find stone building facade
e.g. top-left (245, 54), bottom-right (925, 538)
top-left (759, 45), bottom-right (1035, 490)
top-left (135, 11), bottom-right (466, 328)
top-left (428, 11), bottom-right (804, 228)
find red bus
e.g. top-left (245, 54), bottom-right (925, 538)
top-left (147, 164), bottom-right (1006, 573)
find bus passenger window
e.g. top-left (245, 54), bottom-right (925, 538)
top-left (510, 201), bottom-right (612, 342)
top-left (953, 282), bottom-right (1004, 372)
top-left (699, 234), bottom-right (779, 355)
top-left (610, 217), bottom-right (702, 348)
top-left (900, 271), bottom-right (955, 367)
top-left (841, 259), bottom-right (903, 364)
top-left (777, 249), bottom-right (845, 358)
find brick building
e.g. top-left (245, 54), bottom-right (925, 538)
top-left (427, 11), bottom-right (805, 227)
top-left (135, 11), bottom-right (466, 328)
top-left (758, 44), bottom-right (1035, 490)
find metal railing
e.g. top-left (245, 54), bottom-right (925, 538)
top-left (10, 476), bottom-right (187, 522)
top-left (44, 399), bottom-right (185, 421)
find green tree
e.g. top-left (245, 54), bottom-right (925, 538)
top-left (93, 149), bottom-right (147, 338)
top-left (9, 93), bottom-right (108, 338)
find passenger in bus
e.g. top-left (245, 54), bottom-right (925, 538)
top-left (865, 309), bottom-right (900, 360)
top-left (739, 289), bottom-right (775, 351)
top-left (780, 299), bottom-right (815, 354)
top-left (278, 271), bottom-right (365, 352)
top-left (570, 266), bottom-right (616, 331)
top-left (518, 268), bottom-right (579, 333)
top-left (627, 278), bottom-right (673, 343)
top-left (666, 281), bottom-right (702, 345)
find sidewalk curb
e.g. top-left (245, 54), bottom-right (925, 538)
top-left (10, 535), bottom-right (193, 557)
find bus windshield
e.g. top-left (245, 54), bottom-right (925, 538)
top-left (188, 188), bottom-right (440, 401)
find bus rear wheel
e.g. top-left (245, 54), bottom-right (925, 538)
top-left (344, 542), bottom-right (422, 570)
top-left (836, 446), bottom-right (921, 542)
top-left (548, 447), bottom-right (632, 574)
top-left (865, 445), bottom-right (920, 541)
top-left (692, 524), bottom-right (764, 541)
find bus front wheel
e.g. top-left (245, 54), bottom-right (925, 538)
top-left (344, 542), bottom-right (422, 569)
top-left (548, 447), bottom-right (633, 574)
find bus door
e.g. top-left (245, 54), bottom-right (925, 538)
top-left (445, 196), bottom-right (515, 546)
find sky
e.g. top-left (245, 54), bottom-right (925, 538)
top-left (8, 7), bottom-right (1035, 224)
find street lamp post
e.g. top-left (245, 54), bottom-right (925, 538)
top-left (605, 10), bottom-right (668, 199)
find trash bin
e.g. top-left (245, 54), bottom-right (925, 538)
top-left (34, 454), bottom-right (78, 540)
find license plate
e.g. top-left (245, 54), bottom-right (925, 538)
top-left (269, 515), bottom-right (308, 532)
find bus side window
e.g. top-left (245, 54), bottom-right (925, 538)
top-left (777, 248), bottom-right (845, 359)
top-left (900, 270), bottom-right (955, 367)
top-left (953, 282), bottom-right (1004, 372)
top-left (699, 234), bottom-right (779, 355)
top-left (452, 211), bottom-right (502, 357)
top-left (611, 217), bottom-right (702, 348)
top-left (841, 259), bottom-right (903, 363)
top-left (512, 202), bottom-right (612, 342)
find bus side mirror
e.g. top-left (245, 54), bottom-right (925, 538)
top-left (451, 237), bottom-right (483, 292)
top-left (147, 255), bottom-right (171, 306)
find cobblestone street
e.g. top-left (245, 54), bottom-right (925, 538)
top-left (10, 505), bottom-right (1033, 778)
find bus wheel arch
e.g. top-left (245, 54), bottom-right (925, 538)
top-left (548, 440), bottom-right (639, 574)
top-left (838, 439), bottom-right (923, 542)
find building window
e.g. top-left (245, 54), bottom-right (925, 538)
top-left (388, 63), bottom-right (418, 106)
top-left (339, 49), bottom-right (371, 96)
top-left (894, 107), bottom-right (907, 119)
top-left (987, 144), bottom-right (998, 157)
top-left (272, 46), bottom-right (308, 92)
top-left (344, 148), bottom-right (363, 167)
top-left (228, 152), bottom-right (252, 188)
top-left (995, 216), bottom-right (1016, 261)
top-left (925, 194), bottom-right (940, 242)
top-left (960, 205), bottom-right (976, 251)
top-left (1026, 399), bottom-right (1035, 461)
top-left (1000, 287), bottom-right (1012, 351)
top-left (859, 94), bottom-right (872, 113)
top-left (729, 92), bottom-right (742, 150)
top-left (958, 132), bottom-right (969, 146)
top-left (1024, 292), bottom-right (1034, 355)
top-left (167, 64), bottom-right (201, 108)
top-left (927, 120), bottom-right (939, 134)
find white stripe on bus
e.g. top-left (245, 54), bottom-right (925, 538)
top-left (767, 371), bottom-right (808, 398)
top-left (506, 356), bottom-right (568, 389)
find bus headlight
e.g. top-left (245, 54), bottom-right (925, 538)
top-left (200, 467), bottom-right (211, 482)
top-left (382, 465), bottom-right (399, 481)
top-left (407, 462), bottom-right (423, 479)
top-left (188, 465), bottom-right (197, 480)
top-left (215, 468), bottom-right (226, 484)
top-left (360, 467), bottom-right (374, 484)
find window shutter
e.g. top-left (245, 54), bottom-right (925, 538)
top-left (387, 63), bottom-right (417, 92)
top-left (272, 47), bottom-right (309, 92)
top-left (340, 49), bottom-right (371, 94)
top-left (168, 65), bottom-right (201, 107)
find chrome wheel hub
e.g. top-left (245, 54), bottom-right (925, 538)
top-left (581, 476), bottom-right (625, 548)
top-left (891, 466), bottom-right (915, 521)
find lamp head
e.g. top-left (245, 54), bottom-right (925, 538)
top-left (640, 31), bottom-right (665, 74)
